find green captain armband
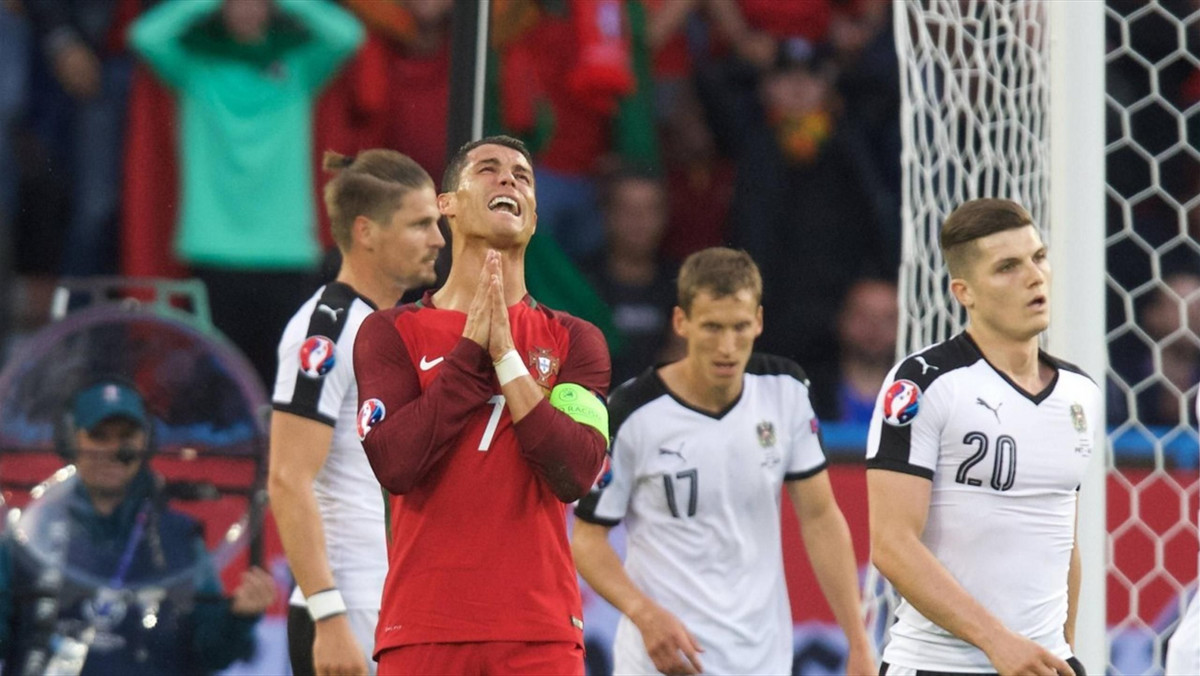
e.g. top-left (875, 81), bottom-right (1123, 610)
top-left (549, 383), bottom-right (610, 445)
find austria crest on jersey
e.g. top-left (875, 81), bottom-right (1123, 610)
top-left (299, 335), bottom-right (336, 378)
top-left (883, 379), bottom-right (921, 426)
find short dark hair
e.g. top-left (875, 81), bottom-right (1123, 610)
top-left (322, 149), bottom-right (433, 251)
top-left (940, 198), bottom-right (1035, 277)
top-left (441, 135), bottom-right (533, 193)
top-left (677, 247), bottom-right (763, 315)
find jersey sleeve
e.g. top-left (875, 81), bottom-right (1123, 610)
top-left (512, 314), bottom-right (612, 502)
top-left (865, 358), bottom-right (946, 480)
top-left (354, 309), bottom-right (496, 494)
top-left (574, 369), bottom-right (664, 524)
top-left (785, 380), bottom-right (828, 481)
top-left (573, 397), bottom-right (642, 525)
top-left (272, 291), bottom-right (358, 427)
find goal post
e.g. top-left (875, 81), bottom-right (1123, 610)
top-left (1045, 1), bottom-right (1107, 671)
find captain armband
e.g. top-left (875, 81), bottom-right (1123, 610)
top-left (548, 383), bottom-right (610, 445)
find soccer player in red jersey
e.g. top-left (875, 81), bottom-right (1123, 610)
top-left (353, 135), bottom-right (611, 674)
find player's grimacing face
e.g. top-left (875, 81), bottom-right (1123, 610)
top-left (442, 144), bottom-right (536, 245)
top-left (675, 288), bottom-right (763, 385)
top-left (376, 185), bottom-right (444, 287)
top-left (958, 224), bottom-right (1051, 341)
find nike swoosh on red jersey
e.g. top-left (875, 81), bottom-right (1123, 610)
top-left (419, 355), bottom-right (445, 371)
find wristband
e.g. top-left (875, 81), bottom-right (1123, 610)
top-left (306, 588), bottom-right (347, 622)
top-left (493, 349), bottom-right (529, 386)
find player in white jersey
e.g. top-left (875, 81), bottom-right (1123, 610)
top-left (574, 248), bottom-right (874, 676)
top-left (866, 198), bottom-right (1098, 676)
top-left (267, 150), bottom-right (444, 676)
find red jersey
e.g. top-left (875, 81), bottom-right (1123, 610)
top-left (353, 292), bottom-right (610, 655)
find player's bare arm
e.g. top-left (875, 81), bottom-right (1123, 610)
top-left (868, 470), bottom-right (1075, 676)
top-left (267, 413), bottom-right (368, 676)
top-left (1065, 495), bottom-right (1081, 651)
top-left (786, 473), bottom-right (875, 676)
top-left (572, 520), bottom-right (704, 676)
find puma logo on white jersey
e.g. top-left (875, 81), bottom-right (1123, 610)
top-left (916, 356), bottom-right (938, 374)
top-left (316, 303), bottom-right (344, 322)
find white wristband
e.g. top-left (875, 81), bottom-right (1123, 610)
top-left (306, 588), bottom-right (347, 622)
top-left (493, 349), bottom-right (529, 386)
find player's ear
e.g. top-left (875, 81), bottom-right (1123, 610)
top-left (437, 191), bottom-right (455, 218)
top-left (949, 277), bottom-right (973, 309)
top-left (352, 214), bottom-right (375, 252)
top-left (754, 305), bottom-right (764, 337)
top-left (672, 306), bottom-right (688, 338)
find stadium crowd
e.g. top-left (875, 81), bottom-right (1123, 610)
top-left (0, 0), bottom-right (904, 424)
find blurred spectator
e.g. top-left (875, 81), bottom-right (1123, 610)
top-left (697, 36), bottom-right (887, 378)
top-left (810, 277), bottom-right (897, 422)
top-left (658, 84), bottom-right (732, 263)
top-left (582, 167), bottom-right (680, 386)
top-left (643, 0), bottom-right (700, 121)
top-left (128, 0), bottom-right (363, 388)
top-left (829, 1), bottom-right (901, 270)
top-left (0, 0), bottom-right (28, 232)
top-left (706, 0), bottom-right (832, 72)
top-left (315, 0), bottom-right (454, 249)
top-left (491, 0), bottom-right (660, 263)
top-left (21, 0), bottom-right (143, 275)
top-left (1110, 271), bottom-right (1200, 428)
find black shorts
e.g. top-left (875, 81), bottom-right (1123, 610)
top-left (287, 604), bottom-right (316, 676)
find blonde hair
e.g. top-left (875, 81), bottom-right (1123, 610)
top-left (677, 248), bottom-right (763, 315)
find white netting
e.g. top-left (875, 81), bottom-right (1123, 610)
top-left (1104, 2), bottom-right (1199, 674)
top-left (883, 1), bottom-right (1200, 674)
top-left (894, 0), bottom-right (1050, 353)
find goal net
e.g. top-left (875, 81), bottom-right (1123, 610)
top-left (882, 2), bottom-right (1199, 674)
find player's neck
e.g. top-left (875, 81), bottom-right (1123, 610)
top-left (336, 261), bottom-right (405, 311)
top-left (966, 325), bottom-right (1050, 391)
top-left (433, 243), bottom-right (528, 311)
top-left (660, 360), bottom-right (742, 414)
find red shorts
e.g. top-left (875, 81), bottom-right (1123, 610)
top-left (377, 641), bottom-right (583, 675)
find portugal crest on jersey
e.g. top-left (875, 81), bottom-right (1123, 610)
top-left (883, 379), bottom-right (922, 426)
top-left (527, 346), bottom-right (560, 387)
top-left (357, 398), bottom-right (386, 440)
top-left (299, 335), bottom-right (336, 378)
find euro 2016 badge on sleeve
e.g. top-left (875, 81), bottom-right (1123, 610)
top-left (882, 379), bottom-right (922, 426)
top-left (357, 399), bottom-right (386, 440)
top-left (299, 336), bottom-right (336, 378)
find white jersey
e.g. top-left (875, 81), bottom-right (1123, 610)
top-left (576, 355), bottom-right (828, 675)
top-left (866, 332), bottom-right (1100, 672)
top-left (273, 283), bottom-right (386, 611)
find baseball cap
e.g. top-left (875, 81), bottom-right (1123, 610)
top-left (72, 381), bottom-right (148, 432)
